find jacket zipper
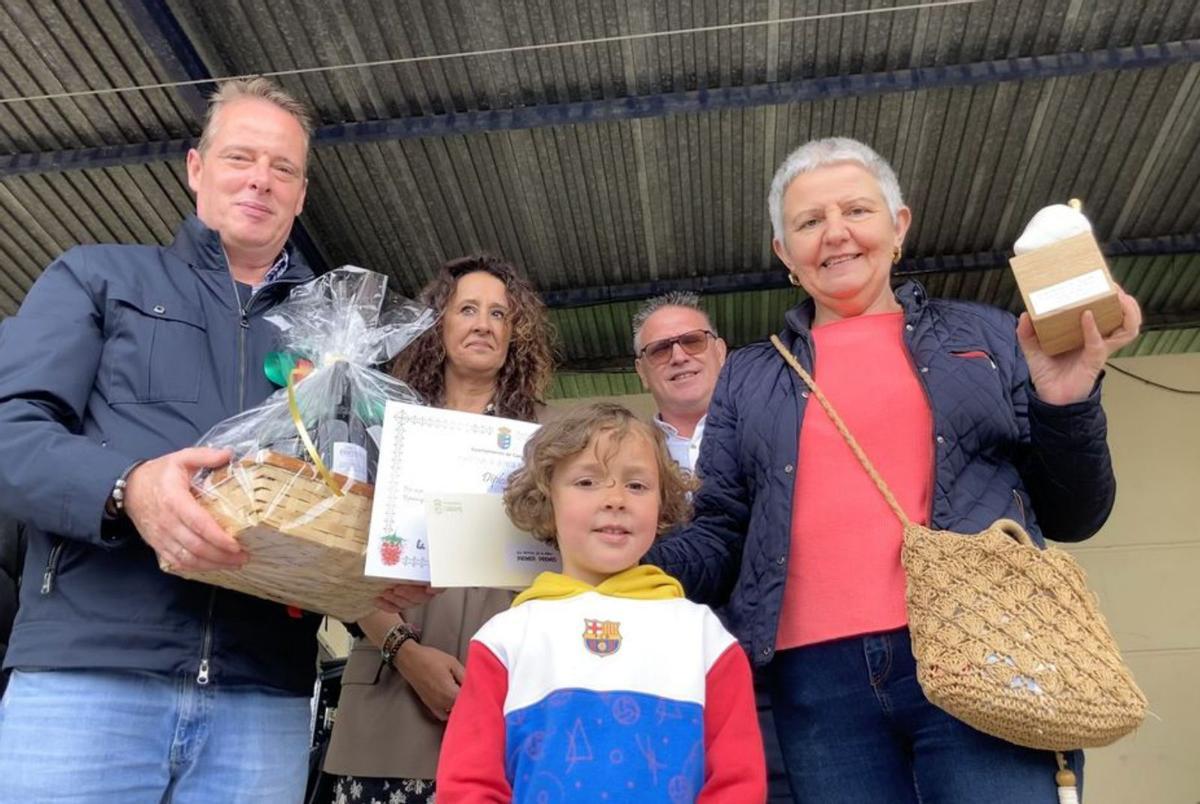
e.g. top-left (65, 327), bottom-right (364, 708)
top-left (950, 349), bottom-right (998, 370)
top-left (238, 282), bottom-right (258, 412)
top-left (197, 588), bottom-right (216, 685)
top-left (213, 255), bottom-right (256, 685)
top-left (208, 257), bottom-right (305, 684)
top-left (210, 260), bottom-right (301, 683)
top-left (226, 267), bottom-right (255, 412)
top-left (41, 538), bottom-right (65, 594)
top-left (238, 310), bottom-right (248, 411)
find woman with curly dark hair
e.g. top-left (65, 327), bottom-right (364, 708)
top-left (322, 254), bottom-right (555, 803)
top-left (399, 255), bottom-right (554, 422)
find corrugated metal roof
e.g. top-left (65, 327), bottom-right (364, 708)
top-left (0, 3), bottom-right (195, 149)
top-left (1, 0), bottom-right (1199, 392)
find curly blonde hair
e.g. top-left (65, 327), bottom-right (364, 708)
top-left (394, 255), bottom-right (554, 423)
top-left (504, 403), bottom-right (697, 548)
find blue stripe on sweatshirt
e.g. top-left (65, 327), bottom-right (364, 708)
top-left (505, 687), bottom-right (705, 803)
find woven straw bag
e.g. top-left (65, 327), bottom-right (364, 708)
top-left (770, 336), bottom-right (1146, 752)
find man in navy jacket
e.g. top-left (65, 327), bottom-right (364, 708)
top-left (0, 77), bottom-right (320, 802)
top-left (632, 291), bottom-right (728, 471)
top-left (633, 292), bottom-right (796, 801)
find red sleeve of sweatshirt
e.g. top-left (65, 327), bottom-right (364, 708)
top-left (436, 641), bottom-right (511, 803)
top-left (699, 643), bottom-right (767, 802)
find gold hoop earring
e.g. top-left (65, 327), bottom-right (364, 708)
top-left (786, 272), bottom-right (802, 287)
top-left (892, 246), bottom-right (902, 265)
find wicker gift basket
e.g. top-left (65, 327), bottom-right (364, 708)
top-left (184, 452), bottom-right (390, 620)
top-left (175, 267), bottom-right (435, 620)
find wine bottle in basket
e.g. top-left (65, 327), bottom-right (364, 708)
top-left (319, 362), bottom-right (371, 484)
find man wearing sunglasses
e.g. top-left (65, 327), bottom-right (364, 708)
top-left (633, 292), bottom-right (790, 801)
top-left (631, 292), bottom-right (728, 472)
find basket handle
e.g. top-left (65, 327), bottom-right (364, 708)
top-left (770, 335), bottom-right (912, 530)
top-left (993, 518), bottom-right (1036, 547)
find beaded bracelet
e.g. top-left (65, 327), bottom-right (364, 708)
top-left (380, 622), bottom-right (420, 666)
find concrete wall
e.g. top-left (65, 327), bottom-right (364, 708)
top-left (1062, 353), bottom-right (1200, 804)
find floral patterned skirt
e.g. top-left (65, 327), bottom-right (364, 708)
top-left (329, 775), bottom-right (434, 804)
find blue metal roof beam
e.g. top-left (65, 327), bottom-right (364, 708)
top-left (116, 0), bottom-right (329, 273)
top-left (119, 0), bottom-right (215, 119)
top-left (539, 234), bottom-right (1200, 308)
top-left (4, 38), bottom-right (1199, 178)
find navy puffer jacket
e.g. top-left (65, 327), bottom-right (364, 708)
top-left (646, 281), bottom-right (1116, 668)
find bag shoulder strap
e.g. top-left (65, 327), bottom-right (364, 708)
top-left (769, 334), bottom-right (913, 530)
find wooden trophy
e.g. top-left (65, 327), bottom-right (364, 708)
top-left (1009, 200), bottom-right (1122, 355)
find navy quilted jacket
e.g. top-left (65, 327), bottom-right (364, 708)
top-left (645, 281), bottom-right (1116, 668)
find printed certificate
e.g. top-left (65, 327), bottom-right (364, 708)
top-left (365, 402), bottom-right (540, 581)
top-left (425, 493), bottom-right (561, 589)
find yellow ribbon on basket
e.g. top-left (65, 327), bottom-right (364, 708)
top-left (286, 367), bottom-right (344, 497)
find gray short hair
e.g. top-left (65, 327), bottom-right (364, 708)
top-left (197, 77), bottom-right (316, 169)
top-left (631, 291), bottom-right (717, 352)
top-left (768, 137), bottom-right (905, 243)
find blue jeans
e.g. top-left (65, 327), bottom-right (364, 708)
top-left (767, 628), bottom-right (1083, 803)
top-left (0, 669), bottom-right (312, 803)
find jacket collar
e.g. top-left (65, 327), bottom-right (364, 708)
top-left (781, 279), bottom-right (928, 341)
top-left (167, 214), bottom-right (314, 284)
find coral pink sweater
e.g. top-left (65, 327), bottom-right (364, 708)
top-left (776, 312), bottom-right (933, 650)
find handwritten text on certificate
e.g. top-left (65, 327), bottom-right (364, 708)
top-left (365, 402), bottom-right (541, 581)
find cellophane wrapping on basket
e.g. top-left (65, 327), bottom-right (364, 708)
top-left (179, 266), bottom-right (436, 620)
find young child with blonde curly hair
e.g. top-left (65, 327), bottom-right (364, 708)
top-left (436, 403), bottom-right (766, 803)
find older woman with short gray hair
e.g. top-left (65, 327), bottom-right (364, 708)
top-left (646, 136), bottom-right (1141, 801)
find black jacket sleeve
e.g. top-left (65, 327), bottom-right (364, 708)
top-left (0, 252), bottom-right (134, 545)
top-left (1008, 329), bottom-right (1116, 542)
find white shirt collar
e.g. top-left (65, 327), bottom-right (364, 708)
top-left (653, 414), bottom-right (706, 473)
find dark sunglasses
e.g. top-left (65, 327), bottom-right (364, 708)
top-left (638, 329), bottom-right (718, 365)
